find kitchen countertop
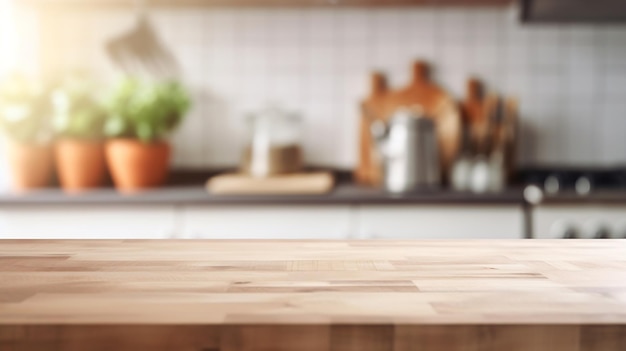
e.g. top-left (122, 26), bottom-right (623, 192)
top-left (538, 190), bottom-right (626, 205)
top-left (0, 184), bottom-right (526, 206)
top-left (2, 183), bottom-right (626, 207)
top-left (1, 240), bottom-right (626, 350)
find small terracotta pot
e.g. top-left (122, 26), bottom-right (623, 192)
top-left (7, 141), bottom-right (54, 192)
top-left (106, 139), bottom-right (170, 192)
top-left (55, 139), bottom-right (107, 193)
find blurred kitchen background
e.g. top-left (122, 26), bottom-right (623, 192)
top-left (0, 0), bottom-right (625, 240)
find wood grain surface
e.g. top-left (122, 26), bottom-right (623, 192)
top-left (206, 172), bottom-right (334, 195)
top-left (24, 0), bottom-right (514, 9)
top-left (356, 72), bottom-right (389, 186)
top-left (1, 240), bottom-right (626, 350)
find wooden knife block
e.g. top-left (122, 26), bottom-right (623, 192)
top-left (355, 61), bottom-right (462, 186)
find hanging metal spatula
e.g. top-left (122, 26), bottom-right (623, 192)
top-left (106, 0), bottom-right (179, 79)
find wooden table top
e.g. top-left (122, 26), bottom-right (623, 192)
top-left (1, 240), bottom-right (626, 326)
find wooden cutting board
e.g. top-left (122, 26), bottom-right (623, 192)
top-left (355, 72), bottom-right (389, 186)
top-left (207, 172), bottom-right (334, 195)
top-left (356, 61), bottom-right (462, 185)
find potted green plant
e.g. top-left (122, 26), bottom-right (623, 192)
top-left (52, 73), bottom-right (108, 193)
top-left (104, 77), bottom-right (191, 192)
top-left (0, 73), bottom-right (54, 191)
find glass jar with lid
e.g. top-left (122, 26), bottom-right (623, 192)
top-left (241, 105), bottom-right (303, 177)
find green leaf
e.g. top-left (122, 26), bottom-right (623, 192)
top-left (50, 74), bottom-right (106, 140)
top-left (104, 115), bottom-right (127, 137)
top-left (105, 76), bottom-right (191, 142)
top-left (136, 122), bottom-right (153, 142)
top-left (0, 73), bottom-right (54, 144)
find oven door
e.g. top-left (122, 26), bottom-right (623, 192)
top-left (532, 204), bottom-right (626, 239)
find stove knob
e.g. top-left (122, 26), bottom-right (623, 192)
top-left (551, 220), bottom-right (578, 239)
top-left (524, 185), bottom-right (544, 205)
top-left (575, 176), bottom-right (592, 196)
top-left (544, 175), bottom-right (561, 195)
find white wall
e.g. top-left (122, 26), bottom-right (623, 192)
top-left (14, 4), bottom-right (626, 169)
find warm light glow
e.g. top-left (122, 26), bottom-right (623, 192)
top-left (0, 0), bottom-right (18, 76)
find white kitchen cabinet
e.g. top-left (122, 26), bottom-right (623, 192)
top-left (533, 205), bottom-right (626, 239)
top-left (181, 205), bottom-right (354, 239)
top-left (0, 203), bottom-right (526, 240)
top-left (356, 205), bottom-right (524, 239)
top-left (0, 206), bottom-right (178, 239)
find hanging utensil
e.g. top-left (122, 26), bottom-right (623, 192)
top-left (106, 0), bottom-right (179, 79)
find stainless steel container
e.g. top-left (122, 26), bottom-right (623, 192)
top-left (371, 107), bottom-right (440, 193)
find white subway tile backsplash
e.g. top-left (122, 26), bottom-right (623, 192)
top-left (600, 102), bottom-right (626, 164)
top-left (269, 74), bottom-right (302, 106)
top-left (307, 47), bottom-right (336, 76)
top-left (470, 43), bottom-right (501, 70)
top-left (386, 65), bottom-right (410, 89)
top-left (343, 73), bottom-right (369, 104)
top-left (469, 9), bottom-right (505, 44)
top-left (179, 47), bottom-right (205, 81)
top-left (532, 73), bottom-right (564, 99)
top-left (603, 70), bottom-right (626, 104)
top-left (338, 47), bottom-right (370, 74)
top-left (568, 26), bottom-right (596, 47)
top-left (403, 9), bottom-right (437, 37)
top-left (207, 12), bottom-right (237, 47)
top-left (505, 73), bottom-right (531, 98)
top-left (340, 15), bottom-right (370, 45)
top-left (305, 10), bottom-right (336, 45)
top-left (602, 42), bottom-right (626, 68)
top-left (527, 26), bottom-right (564, 45)
top-left (372, 10), bottom-right (399, 36)
top-left (440, 43), bottom-right (469, 69)
top-left (440, 9), bottom-right (469, 43)
top-left (601, 27), bottom-right (626, 47)
top-left (26, 6), bottom-right (626, 168)
top-left (530, 43), bottom-right (564, 70)
top-left (565, 102), bottom-right (597, 164)
top-left (172, 103), bottom-right (207, 167)
top-left (567, 45), bottom-right (596, 71)
top-left (566, 72), bottom-right (599, 100)
top-left (240, 47), bottom-right (269, 72)
top-left (526, 100), bottom-right (564, 164)
top-left (239, 13), bottom-right (269, 45)
top-left (505, 42), bottom-right (530, 71)
top-left (268, 46), bottom-right (302, 72)
top-left (371, 43), bottom-right (400, 75)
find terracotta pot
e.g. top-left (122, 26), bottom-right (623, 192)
top-left (106, 139), bottom-right (170, 192)
top-left (55, 139), bottom-right (107, 193)
top-left (7, 141), bottom-right (54, 192)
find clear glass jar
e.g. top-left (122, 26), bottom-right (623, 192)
top-left (241, 106), bottom-right (303, 177)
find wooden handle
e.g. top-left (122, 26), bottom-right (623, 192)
top-left (466, 77), bottom-right (484, 101)
top-left (370, 72), bottom-right (388, 97)
top-left (412, 61), bottom-right (430, 83)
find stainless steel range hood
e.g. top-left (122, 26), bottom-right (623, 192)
top-left (521, 0), bottom-right (626, 23)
